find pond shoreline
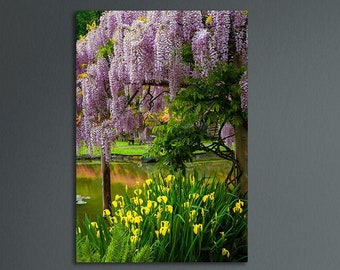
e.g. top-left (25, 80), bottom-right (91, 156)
top-left (76, 151), bottom-right (225, 163)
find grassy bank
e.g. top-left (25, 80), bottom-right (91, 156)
top-left (77, 141), bottom-right (150, 157)
top-left (76, 140), bottom-right (234, 159)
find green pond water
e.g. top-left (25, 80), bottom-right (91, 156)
top-left (76, 158), bottom-right (231, 222)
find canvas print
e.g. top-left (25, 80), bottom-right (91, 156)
top-left (76, 10), bottom-right (248, 263)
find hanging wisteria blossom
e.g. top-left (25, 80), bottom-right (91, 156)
top-left (76, 10), bottom-right (248, 163)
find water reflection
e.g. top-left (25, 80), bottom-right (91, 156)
top-left (76, 159), bottom-right (231, 221)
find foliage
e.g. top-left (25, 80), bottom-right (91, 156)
top-left (97, 39), bottom-right (115, 60)
top-left (151, 120), bottom-right (203, 174)
top-left (76, 11), bottom-right (103, 40)
top-left (181, 43), bottom-right (195, 65)
top-left (76, 173), bottom-right (248, 262)
top-left (76, 216), bottom-right (154, 263)
top-left (179, 63), bottom-right (247, 127)
top-left (76, 232), bottom-right (101, 262)
top-left (150, 62), bottom-right (246, 177)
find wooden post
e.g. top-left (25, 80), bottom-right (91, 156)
top-left (234, 124), bottom-right (248, 195)
top-left (101, 151), bottom-right (112, 211)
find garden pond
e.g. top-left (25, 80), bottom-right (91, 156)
top-left (76, 157), bottom-right (232, 221)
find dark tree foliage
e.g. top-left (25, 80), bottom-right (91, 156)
top-left (150, 63), bottom-right (246, 182)
top-left (76, 11), bottom-right (103, 40)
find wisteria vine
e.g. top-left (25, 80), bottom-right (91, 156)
top-left (76, 10), bottom-right (248, 163)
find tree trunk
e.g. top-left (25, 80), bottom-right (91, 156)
top-left (234, 124), bottom-right (248, 195)
top-left (101, 151), bottom-right (112, 211)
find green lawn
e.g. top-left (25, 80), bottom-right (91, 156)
top-left (77, 141), bottom-right (150, 156)
top-left (77, 140), bottom-right (233, 157)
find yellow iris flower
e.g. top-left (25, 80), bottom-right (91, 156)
top-left (141, 206), bottom-right (151, 215)
top-left (157, 195), bottom-right (168, 204)
top-left (189, 193), bottom-right (199, 200)
top-left (132, 216), bottom-right (143, 225)
top-left (222, 248), bottom-right (230, 258)
top-left (193, 224), bottom-right (203, 235)
top-left (147, 200), bottom-right (157, 208)
top-left (116, 209), bottom-right (124, 217)
top-left (190, 175), bottom-right (195, 185)
top-left (90, 222), bottom-right (98, 229)
top-left (132, 197), bottom-right (143, 205)
top-left (130, 235), bottom-right (138, 243)
top-left (115, 194), bottom-right (123, 201)
top-left (155, 210), bottom-right (162, 220)
top-left (145, 179), bottom-right (152, 186)
top-left (160, 186), bottom-right (170, 193)
top-left (134, 188), bottom-right (142, 196)
top-left (159, 227), bottom-right (168, 236)
top-left (233, 200), bottom-right (245, 213)
top-left (159, 224), bottom-right (167, 235)
top-left (189, 210), bottom-right (197, 222)
top-left (202, 195), bottom-right (209, 203)
top-left (119, 200), bottom-right (125, 208)
top-left (183, 201), bottom-right (190, 208)
top-left (159, 221), bottom-right (170, 236)
top-left (164, 175), bottom-right (175, 184)
top-left (103, 209), bottom-right (111, 217)
top-left (165, 205), bottom-right (173, 214)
